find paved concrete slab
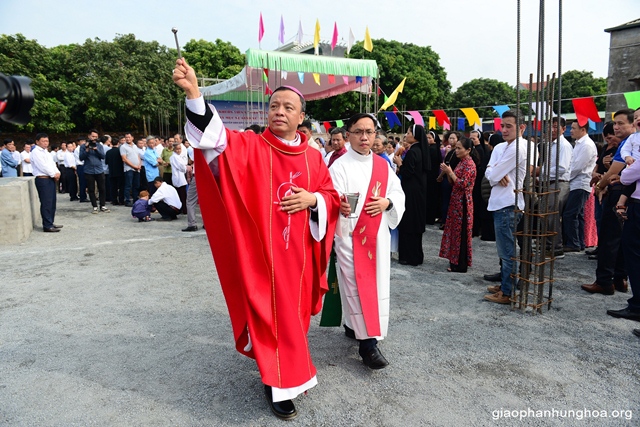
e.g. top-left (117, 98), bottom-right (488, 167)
top-left (0, 194), bottom-right (638, 426)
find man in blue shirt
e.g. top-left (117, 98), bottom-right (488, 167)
top-left (1, 139), bottom-right (19, 177)
top-left (142, 136), bottom-right (162, 195)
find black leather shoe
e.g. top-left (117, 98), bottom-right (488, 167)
top-left (343, 325), bottom-right (355, 339)
top-left (43, 227), bottom-right (60, 233)
top-left (483, 272), bottom-right (501, 282)
top-left (361, 346), bottom-right (389, 370)
top-left (585, 247), bottom-right (598, 256)
top-left (606, 307), bottom-right (640, 322)
top-left (182, 226), bottom-right (198, 232)
top-left (633, 329), bottom-right (640, 338)
top-left (53, 224), bottom-right (63, 229)
top-left (264, 385), bottom-right (297, 420)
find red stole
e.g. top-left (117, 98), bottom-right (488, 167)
top-left (352, 154), bottom-right (389, 337)
top-left (193, 127), bottom-right (339, 389)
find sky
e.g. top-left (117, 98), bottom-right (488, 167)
top-left (2, 0), bottom-right (640, 91)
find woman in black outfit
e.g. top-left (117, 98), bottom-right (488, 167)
top-left (426, 131), bottom-right (443, 225)
top-left (397, 124), bottom-right (429, 266)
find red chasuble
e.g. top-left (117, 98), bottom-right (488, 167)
top-left (352, 154), bottom-right (389, 337)
top-left (194, 127), bottom-right (339, 389)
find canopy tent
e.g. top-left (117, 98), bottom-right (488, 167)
top-left (200, 48), bottom-right (379, 102)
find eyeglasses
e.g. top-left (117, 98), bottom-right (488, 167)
top-left (350, 129), bottom-right (376, 137)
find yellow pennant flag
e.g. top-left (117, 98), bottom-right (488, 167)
top-left (314, 19), bottom-right (321, 54)
top-left (460, 108), bottom-right (482, 127)
top-left (364, 26), bottom-right (373, 52)
top-left (429, 117), bottom-right (436, 130)
top-left (313, 73), bottom-right (321, 85)
top-left (379, 78), bottom-right (406, 111)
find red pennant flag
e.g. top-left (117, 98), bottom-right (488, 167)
top-left (263, 68), bottom-right (269, 78)
top-left (328, 74), bottom-right (335, 84)
top-left (494, 118), bottom-right (502, 132)
top-left (323, 121), bottom-right (332, 132)
top-left (264, 84), bottom-right (273, 95)
top-left (533, 118), bottom-right (542, 131)
top-left (432, 110), bottom-right (451, 127)
top-left (392, 106), bottom-right (398, 113)
top-left (572, 97), bottom-right (601, 127)
top-left (377, 85), bottom-right (381, 96)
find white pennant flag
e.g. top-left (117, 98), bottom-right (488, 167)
top-left (281, 70), bottom-right (288, 80)
top-left (347, 27), bottom-right (355, 54)
top-left (297, 20), bottom-right (304, 45)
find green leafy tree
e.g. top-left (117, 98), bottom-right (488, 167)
top-left (0, 34), bottom-right (75, 132)
top-left (451, 78), bottom-right (517, 118)
top-left (56, 34), bottom-right (180, 131)
top-left (305, 39), bottom-right (451, 127)
top-left (183, 39), bottom-right (245, 81)
top-left (555, 70), bottom-right (607, 114)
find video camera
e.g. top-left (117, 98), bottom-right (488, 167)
top-left (0, 73), bottom-right (34, 125)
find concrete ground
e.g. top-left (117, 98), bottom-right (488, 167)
top-left (0, 194), bottom-right (638, 426)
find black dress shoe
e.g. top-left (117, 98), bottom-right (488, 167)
top-left (343, 325), bottom-right (356, 339)
top-left (53, 224), bottom-right (63, 229)
top-left (483, 272), bottom-right (502, 282)
top-left (633, 329), bottom-right (640, 338)
top-left (606, 307), bottom-right (640, 322)
top-left (361, 346), bottom-right (389, 370)
top-left (264, 385), bottom-right (297, 420)
top-left (43, 227), bottom-right (60, 233)
top-left (182, 226), bottom-right (198, 232)
top-left (585, 247), bottom-right (598, 256)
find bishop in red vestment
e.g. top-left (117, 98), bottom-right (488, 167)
top-left (173, 58), bottom-right (339, 420)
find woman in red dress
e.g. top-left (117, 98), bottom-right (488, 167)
top-left (439, 137), bottom-right (478, 272)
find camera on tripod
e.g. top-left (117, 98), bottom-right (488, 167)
top-left (0, 73), bottom-right (34, 125)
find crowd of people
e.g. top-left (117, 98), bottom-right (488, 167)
top-left (1, 131), bottom-right (202, 231)
top-left (169, 56), bottom-right (640, 421)
top-left (2, 56), bottom-right (638, 420)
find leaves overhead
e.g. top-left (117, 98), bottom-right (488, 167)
top-left (451, 78), bottom-right (517, 118)
top-left (305, 39), bottom-right (452, 124)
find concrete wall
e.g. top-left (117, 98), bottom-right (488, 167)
top-left (0, 177), bottom-right (41, 245)
top-left (606, 26), bottom-right (640, 114)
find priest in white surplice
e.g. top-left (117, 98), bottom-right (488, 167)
top-left (329, 113), bottom-right (405, 369)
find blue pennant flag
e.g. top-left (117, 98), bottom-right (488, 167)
top-left (384, 111), bottom-right (401, 128)
top-left (457, 117), bottom-right (466, 131)
top-left (493, 105), bottom-right (510, 117)
top-left (355, 76), bottom-right (363, 83)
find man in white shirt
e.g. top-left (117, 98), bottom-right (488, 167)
top-left (56, 142), bottom-right (67, 193)
top-left (148, 176), bottom-right (182, 220)
top-left (484, 110), bottom-right (528, 304)
top-left (64, 142), bottom-right (79, 201)
top-left (562, 121), bottom-right (597, 252)
top-left (120, 132), bottom-right (142, 206)
top-left (20, 142), bottom-right (33, 176)
top-left (31, 133), bottom-right (62, 232)
top-left (539, 117), bottom-right (573, 256)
